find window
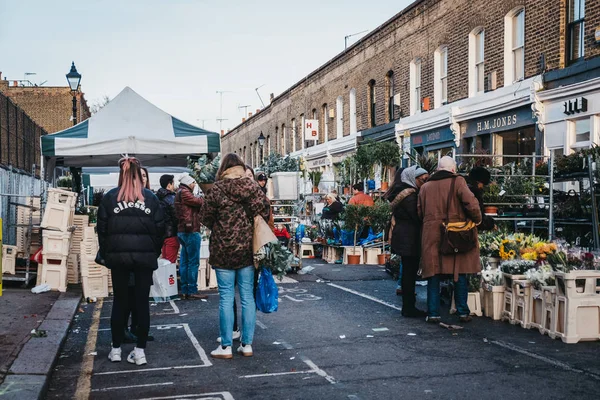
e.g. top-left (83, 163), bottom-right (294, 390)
top-left (410, 60), bottom-right (421, 115)
top-left (504, 8), bottom-right (525, 85)
top-left (475, 31), bottom-right (485, 93)
top-left (321, 104), bottom-right (329, 142)
top-left (434, 46), bottom-right (448, 108)
top-left (368, 80), bottom-right (376, 126)
top-left (386, 71), bottom-right (394, 122)
top-left (300, 114), bottom-right (305, 149)
top-left (349, 89), bottom-right (357, 134)
top-left (512, 10), bottom-right (525, 81)
top-left (291, 119), bottom-right (296, 153)
top-left (281, 124), bottom-right (286, 154)
top-left (266, 135), bottom-right (271, 156)
top-left (568, 0), bottom-right (585, 63)
top-left (274, 127), bottom-right (279, 155)
top-left (249, 143), bottom-right (253, 167)
top-left (570, 118), bottom-right (591, 149)
top-left (336, 96), bottom-right (344, 139)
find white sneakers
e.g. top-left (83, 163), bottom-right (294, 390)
top-left (108, 347), bottom-right (122, 362)
top-left (211, 345), bottom-right (233, 359)
top-left (127, 347), bottom-right (147, 365)
top-left (217, 330), bottom-right (241, 343)
top-left (237, 344), bottom-right (253, 357)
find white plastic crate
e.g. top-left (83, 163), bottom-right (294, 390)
top-left (41, 203), bottom-right (74, 231)
top-left (482, 284), bottom-right (505, 320)
top-left (2, 245), bottom-right (18, 275)
top-left (41, 264), bottom-right (67, 292)
top-left (512, 280), bottom-right (532, 328)
top-left (271, 172), bottom-right (300, 200)
top-left (529, 288), bottom-right (544, 331)
top-left (42, 230), bottom-right (72, 256)
top-left (541, 286), bottom-right (557, 337)
top-left (67, 254), bottom-right (79, 284)
top-left (82, 275), bottom-right (109, 299)
top-left (555, 271), bottom-right (600, 299)
top-left (450, 291), bottom-right (483, 317)
top-left (42, 254), bottom-right (68, 269)
top-left (47, 188), bottom-right (77, 208)
top-left (363, 248), bottom-right (382, 264)
top-left (553, 294), bottom-right (600, 344)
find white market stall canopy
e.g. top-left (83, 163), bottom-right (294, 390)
top-left (41, 86), bottom-right (220, 172)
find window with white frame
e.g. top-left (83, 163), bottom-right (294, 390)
top-left (368, 80), bottom-right (376, 127)
top-left (291, 118), bottom-right (296, 153)
top-left (321, 104), bottom-right (329, 142)
top-left (386, 71), bottom-right (394, 122)
top-left (336, 96), bottom-right (344, 139)
top-left (281, 124), bottom-right (286, 154)
top-left (567, 0), bottom-right (585, 63)
top-left (410, 59), bottom-right (421, 115)
top-left (349, 89), bottom-right (357, 134)
top-left (300, 114), bottom-right (305, 149)
top-left (512, 10), bottom-right (525, 81)
top-left (434, 46), bottom-right (448, 108)
top-left (570, 118), bottom-right (591, 149)
top-left (504, 8), bottom-right (525, 85)
top-left (468, 28), bottom-right (485, 97)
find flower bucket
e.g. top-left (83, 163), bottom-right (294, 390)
top-left (487, 257), bottom-right (501, 270)
top-left (482, 283), bottom-right (505, 320)
top-left (377, 253), bottom-right (390, 265)
top-left (503, 273), bottom-right (527, 293)
top-left (347, 254), bottom-right (361, 265)
top-left (381, 182), bottom-right (389, 191)
top-left (450, 292), bottom-right (482, 316)
top-left (313, 186), bottom-right (319, 193)
top-left (484, 206), bottom-right (498, 215)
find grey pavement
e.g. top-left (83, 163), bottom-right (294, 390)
top-left (46, 260), bottom-right (600, 400)
top-left (0, 288), bottom-right (81, 399)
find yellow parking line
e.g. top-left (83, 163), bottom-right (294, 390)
top-left (74, 298), bottom-right (104, 400)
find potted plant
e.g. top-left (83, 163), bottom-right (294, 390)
top-left (308, 171), bottom-right (323, 193)
top-left (481, 260), bottom-right (505, 320)
top-left (341, 204), bottom-right (371, 264)
top-left (188, 154), bottom-right (221, 193)
top-left (370, 199), bottom-right (392, 264)
top-left (375, 142), bottom-right (402, 191)
top-left (355, 142), bottom-right (376, 182)
top-left (482, 182), bottom-right (501, 215)
top-left (409, 151), bottom-right (438, 174)
top-left (339, 157), bottom-right (357, 194)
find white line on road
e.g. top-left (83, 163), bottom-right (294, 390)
top-left (182, 323), bottom-right (212, 366)
top-left (327, 283), bottom-right (402, 311)
top-left (91, 382), bottom-right (174, 392)
top-left (256, 320), bottom-right (267, 330)
top-left (276, 340), bottom-right (294, 350)
top-left (136, 392), bottom-right (235, 400)
top-left (302, 357), bottom-right (337, 384)
top-left (169, 300), bottom-right (180, 314)
top-left (240, 370), bottom-right (317, 379)
top-left (95, 364), bottom-right (211, 376)
top-left (283, 295), bottom-right (303, 302)
top-left (491, 340), bottom-right (600, 381)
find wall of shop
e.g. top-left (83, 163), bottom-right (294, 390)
top-left (222, 0), bottom-right (563, 164)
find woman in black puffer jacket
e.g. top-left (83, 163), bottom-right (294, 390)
top-left (97, 157), bottom-right (164, 366)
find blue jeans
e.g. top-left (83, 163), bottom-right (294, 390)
top-left (427, 274), bottom-right (469, 317)
top-left (177, 232), bottom-right (201, 295)
top-left (215, 266), bottom-right (256, 347)
top-left (396, 261), bottom-right (403, 289)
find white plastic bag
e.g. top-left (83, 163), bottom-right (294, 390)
top-left (149, 258), bottom-right (178, 302)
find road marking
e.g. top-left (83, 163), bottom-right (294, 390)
top-left (169, 300), bottom-right (180, 314)
top-left (74, 298), bottom-right (104, 400)
top-left (182, 323), bottom-right (212, 366)
top-left (276, 340), bottom-right (294, 350)
top-left (277, 276), bottom-right (298, 284)
top-left (95, 364), bottom-right (210, 376)
top-left (491, 340), bottom-right (600, 381)
top-left (302, 357), bottom-right (337, 384)
top-left (137, 392), bottom-right (235, 400)
top-left (256, 320), bottom-right (267, 330)
top-left (283, 295), bottom-right (304, 302)
top-left (91, 382), bottom-right (173, 392)
top-left (240, 370), bottom-right (317, 379)
top-left (327, 283), bottom-right (402, 311)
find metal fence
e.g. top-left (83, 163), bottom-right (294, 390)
top-left (0, 166), bottom-right (47, 245)
top-left (0, 92), bottom-right (45, 175)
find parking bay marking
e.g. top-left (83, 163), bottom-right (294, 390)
top-left (136, 392), bottom-right (235, 400)
top-left (91, 382), bottom-right (174, 392)
top-left (279, 287), bottom-right (322, 302)
top-left (94, 323), bottom-right (212, 376)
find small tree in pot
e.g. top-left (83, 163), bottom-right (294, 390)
top-left (375, 142), bottom-right (402, 190)
top-left (341, 204), bottom-right (372, 264)
top-left (370, 199), bottom-right (392, 262)
top-left (308, 170), bottom-right (323, 193)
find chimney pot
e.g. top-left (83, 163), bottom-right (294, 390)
top-left (13, 80), bottom-right (18, 87)
top-left (220, 130), bottom-right (224, 136)
top-left (270, 93), bottom-right (274, 101)
top-left (242, 117), bottom-right (246, 122)
top-left (256, 109), bottom-right (260, 114)
top-left (249, 112), bottom-right (253, 117)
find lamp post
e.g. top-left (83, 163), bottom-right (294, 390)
top-left (66, 62), bottom-right (82, 126)
top-left (258, 131), bottom-right (266, 164)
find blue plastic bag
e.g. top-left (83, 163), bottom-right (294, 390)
top-left (256, 267), bottom-right (278, 313)
top-left (341, 229), bottom-right (355, 246)
top-left (296, 224), bottom-right (305, 242)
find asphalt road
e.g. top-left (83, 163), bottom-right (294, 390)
top-left (46, 261), bottom-right (600, 400)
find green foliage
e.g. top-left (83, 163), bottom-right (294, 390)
top-left (355, 141), bottom-right (376, 180)
top-left (56, 175), bottom-right (72, 188)
top-left (260, 152), bottom-right (299, 177)
top-left (308, 170), bottom-right (323, 187)
top-left (188, 155), bottom-right (220, 183)
top-left (482, 182), bottom-right (501, 204)
top-left (373, 142), bottom-right (401, 181)
top-left (92, 189), bottom-right (105, 207)
top-left (338, 157), bottom-right (358, 187)
top-left (409, 151), bottom-right (438, 174)
top-left (370, 200), bottom-right (392, 235)
top-left (260, 242), bottom-right (294, 280)
top-left (340, 204), bottom-right (372, 247)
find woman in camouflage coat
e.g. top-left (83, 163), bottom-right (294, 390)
top-left (200, 153), bottom-right (270, 359)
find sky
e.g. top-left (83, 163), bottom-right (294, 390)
top-left (0, 0), bottom-right (413, 134)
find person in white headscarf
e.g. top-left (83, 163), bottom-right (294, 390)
top-left (389, 165), bottom-right (430, 317)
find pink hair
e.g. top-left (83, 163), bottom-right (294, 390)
top-left (117, 157), bottom-right (144, 203)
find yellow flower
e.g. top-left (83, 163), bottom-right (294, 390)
top-left (509, 250), bottom-right (516, 257)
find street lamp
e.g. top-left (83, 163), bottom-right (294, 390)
top-left (66, 62), bottom-right (82, 126)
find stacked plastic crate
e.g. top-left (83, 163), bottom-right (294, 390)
top-left (16, 197), bottom-right (41, 255)
top-left (40, 189), bottom-right (76, 292)
top-left (67, 215), bottom-right (89, 284)
top-left (80, 226), bottom-right (108, 298)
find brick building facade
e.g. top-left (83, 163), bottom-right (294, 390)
top-left (0, 76), bottom-right (90, 134)
top-left (222, 0), bottom-right (576, 168)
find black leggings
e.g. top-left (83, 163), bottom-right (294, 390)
top-left (111, 268), bottom-right (153, 348)
top-left (401, 256), bottom-right (420, 311)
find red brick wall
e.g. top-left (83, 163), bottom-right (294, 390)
top-left (222, 0), bottom-right (564, 162)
